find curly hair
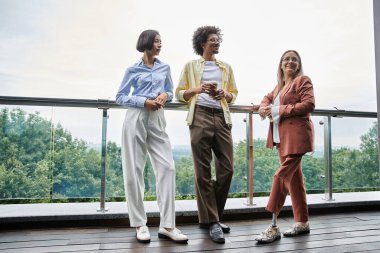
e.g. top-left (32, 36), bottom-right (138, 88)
top-left (192, 26), bottom-right (223, 56)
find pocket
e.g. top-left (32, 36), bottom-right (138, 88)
top-left (224, 123), bottom-right (232, 130)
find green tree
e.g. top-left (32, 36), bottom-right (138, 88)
top-left (0, 108), bottom-right (51, 199)
top-left (1, 107), bottom-right (378, 203)
top-left (106, 141), bottom-right (124, 198)
top-left (175, 156), bottom-right (195, 196)
top-left (359, 121), bottom-right (379, 187)
top-left (331, 122), bottom-right (379, 190)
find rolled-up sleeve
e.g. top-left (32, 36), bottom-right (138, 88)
top-left (163, 66), bottom-right (174, 102)
top-left (115, 68), bottom-right (146, 107)
top-left (176, 65), bottom-right (190, 103)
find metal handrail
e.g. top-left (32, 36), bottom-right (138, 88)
top-left (0, 96), bottom-right (377, 117)
top-left (0, 96), bottom-right (252, 113)
top-left (0, 95), bottom-right (378, 209)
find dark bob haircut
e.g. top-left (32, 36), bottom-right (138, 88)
top-left (136, 30), bottom-right (159, 53)
top-left (192, 26), bottom-right (222, 56)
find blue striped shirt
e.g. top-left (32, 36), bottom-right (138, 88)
top-left (115, 58), bottom-right (173, 107)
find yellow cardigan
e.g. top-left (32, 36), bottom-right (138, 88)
top-left (176, 57), bottom-right (238, 126)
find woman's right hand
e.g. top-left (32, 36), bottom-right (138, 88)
top-left (258, 105), bottom-right (272, 119)
top-left (144, 99), bottom-right (162, 111)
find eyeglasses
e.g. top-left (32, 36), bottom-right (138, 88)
top-left (282, 57), bottom-right (299, 63)
top-left (207, 38), bottom-right (222, 43)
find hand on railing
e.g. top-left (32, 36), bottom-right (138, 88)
top-left (251, 104), bottom-right (260, 112)
top-left (241, 103), bottom-right (260, 113)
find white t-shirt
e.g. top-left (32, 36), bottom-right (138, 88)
top-left (272, 91), bottom-right (281, 143)
top-left (197, 61), bottom-right (222, 109)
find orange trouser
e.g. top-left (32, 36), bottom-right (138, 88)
top-left (266, 153), bottom-right (309, 222)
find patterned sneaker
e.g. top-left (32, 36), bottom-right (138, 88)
top-left (283, 222), bottom-right (310, 237)
top-left (255, 225), bottom-right (281, 243)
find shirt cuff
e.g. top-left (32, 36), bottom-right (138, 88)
top-left (164, 91), bottom-right (173, 102)
top-left (271, 106), bottom-right (280, 124)
top-left (177, 90), bottom-right (186, 102)
top-left (136, 97), bottom-right (147, 108)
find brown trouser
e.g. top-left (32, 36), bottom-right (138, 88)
top-left (266, 152), bottom-right (309, 222)
top-left (189, 105), bottom-right (234, 224)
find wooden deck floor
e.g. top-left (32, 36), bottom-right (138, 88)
top-left (0, 210), bottom-right (380, 253)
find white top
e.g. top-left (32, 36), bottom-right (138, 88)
top-left (197, 61), bottom-right (222, 109)
top-left (271, 91), bottom-right (281, 143)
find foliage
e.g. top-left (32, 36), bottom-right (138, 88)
top-left (0, 108), bottom-right (378, 202)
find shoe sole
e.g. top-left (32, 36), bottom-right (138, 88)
top-left (211, 238), bottom-right (225, 244)
top-left (283, 230), bottom-right (310, 237)
top-left (158, 233), bottom-right (188, 243)
top-left (221, 227), bottom-right (230, 233)
top-left (255, 236), bottom-right (281, 244)
top-left (199, 224), bottom-right (230, 233)
top-left (136, 237), bottom-right (150, 243)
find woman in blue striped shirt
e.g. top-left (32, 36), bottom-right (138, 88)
top-left (116, 30), bottom-right (188, 244)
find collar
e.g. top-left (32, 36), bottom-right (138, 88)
top-left (137, 57), bottom-right (161, 66)
top-left (199, 57), bottom-right (225, 69)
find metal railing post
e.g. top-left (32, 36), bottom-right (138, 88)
top-left (245, 112), bottom-right (255, 206)
top-left (98, 108), bottom-right (109, 212)
top-left (373, 0), bottom-right (380, 183)
top-left (323, 116), bottom-right (334, 201)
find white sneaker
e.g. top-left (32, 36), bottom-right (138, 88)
top-left (158, 227), bottom-right (188, 243)
top-left (136, 225), bottom-right (150, 243)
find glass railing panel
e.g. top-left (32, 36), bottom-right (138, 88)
top-left (1, 99), bottom-right (378, 204)
top-left (166, 110), bottom-right (196, 199)
top-left (250, 114), bottom-right (278, 195)
top-left (228, 113), bottom-right (251, 197)
top-left (106, 109), bottom-right (254, 200)
top-left (252, 116), bottom-right (326, 196)
top-left (331, 118), bottom-right (379, 192)
top-left (50, 107), bottom-right (102, 199)
top-left (252, 114), bottom-right (278, 196)
top-left (106, 109), bottom-right (196, 200)
top-left (104, 109), bottom-right (124, 200)
top-left (302, 117), bottom-right (325, 193)
top-left (0, 105), bottom-right (53, 200)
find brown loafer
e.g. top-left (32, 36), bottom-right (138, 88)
top-left (199, 222), bottom-right (230, 233)
top-left (209, 223), bottom-right (225, 244)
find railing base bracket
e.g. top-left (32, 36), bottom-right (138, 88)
top-left (97, 208), bottom-right (109, 213)
top-left (244, 199), bottom-right (256, 206)
top-left (322, 197), bottom-right (335, 201)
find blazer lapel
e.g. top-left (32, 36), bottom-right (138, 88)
top-left (280, 79), bottom-right (295, 103)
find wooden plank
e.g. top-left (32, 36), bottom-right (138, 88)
top-left (0, 211), bottom-right (379, 253)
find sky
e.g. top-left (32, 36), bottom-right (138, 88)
top-left (0, 0), bottom-right (377, 148)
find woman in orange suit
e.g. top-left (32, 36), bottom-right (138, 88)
top-left (255, 50), bottom-right (315, 244)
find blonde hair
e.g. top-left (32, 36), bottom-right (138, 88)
top-left (275, 50), bottom-right (303, 97)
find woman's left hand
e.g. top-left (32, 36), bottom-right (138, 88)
top-left (155, 93), bottom-right (168, 107)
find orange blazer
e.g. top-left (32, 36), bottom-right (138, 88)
top-left (260, 75), bottom-right (315, 157)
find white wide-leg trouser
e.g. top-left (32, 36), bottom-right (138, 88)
top-left (121, 107), bottom-right (175, 228)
